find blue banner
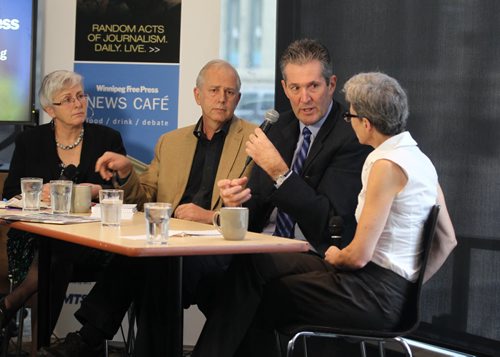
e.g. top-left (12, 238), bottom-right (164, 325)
top-left (74, 0), bottom-right (182, 164)
top-left (75, 62), bottom-right (179, 164)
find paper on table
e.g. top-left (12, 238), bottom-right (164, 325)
top-left (169, 229), bottom-right (222, 237)
top-left (1, 196), bottom-right (50, 210)
top-left (90, 203), bottom-right (137, 220)
top-left (0, 212), bottom-right (101, 224)
top-left (121, 229), bottom-right (222, 241)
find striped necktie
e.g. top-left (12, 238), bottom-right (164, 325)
top-left (274, 127), bottom-right (312, 238)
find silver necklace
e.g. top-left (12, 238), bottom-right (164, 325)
top-left (56, 127), bottom-right (84, 150)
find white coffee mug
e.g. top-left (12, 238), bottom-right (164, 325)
top-left (71, 184), bottom-right (92, 213)
top-left (213, 207), bottom-right (249, 241)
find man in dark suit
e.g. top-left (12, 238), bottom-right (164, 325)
top-left (192, 38), bottom-right (371, 357)
top-left (219, 38), bottom-right (370, 254)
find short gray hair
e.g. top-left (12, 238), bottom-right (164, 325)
top-left (279, 39), bottom-right (333, 83)
top-left (39, 70), bottom-right (84, 108)
top-left (343, 72), bottom-right (408, 135)
top-left (196, 59), bottom-right (241, 91)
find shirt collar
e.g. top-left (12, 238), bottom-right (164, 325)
top-left (193, 117), bottom-right (232, 139)
top-left (376, 131), bottom-right (417, 152)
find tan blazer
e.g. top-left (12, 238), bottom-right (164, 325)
top-left (123, 116), bottom-right (256, 210)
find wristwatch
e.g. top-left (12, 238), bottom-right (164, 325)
top-left (274, 169), bottom-right (292, 188)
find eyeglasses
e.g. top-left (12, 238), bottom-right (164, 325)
top-left (52, 93), bottom-right (89, 106)
top-left (343, 111), bottom-right (364, 123)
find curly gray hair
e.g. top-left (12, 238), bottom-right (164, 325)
top-left (343, 72), bottom-right (408, 136)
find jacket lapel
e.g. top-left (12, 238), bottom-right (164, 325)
top-left (173, 131), bottom-right (198, 206)
top-left (275, 116), bottom-right (300, 166)
top-left (77, 125), bottom-right (91, 181)
top-left (302, 102), bottom-right (339, 172)
top-left (211, 117), bottom-right (244, 209)
top-left (43, 124), bottom-right (64, 179)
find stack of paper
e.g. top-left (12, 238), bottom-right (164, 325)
top-left (91, 203), bottom-right (137, 220)
top-left (0, 212), bottom-right (100, 224)
top-left (0, 196), bottom-right (50, 210)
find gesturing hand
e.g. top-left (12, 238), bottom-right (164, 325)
top-left (218, 177), bottom-right (251, 207)
top-left (95, 152), bottom-right (132, 181)
top-left (246, 128), bottom-right (288, 180)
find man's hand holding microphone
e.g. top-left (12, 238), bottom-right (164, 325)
top-left (220, 109), bottom-right (289, 207)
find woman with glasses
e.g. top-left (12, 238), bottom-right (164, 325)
top-left (0, 70), bottom-right (126, 350)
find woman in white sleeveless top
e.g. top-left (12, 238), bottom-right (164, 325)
top-left (331, 72), bottom-right (450, 283)
top-left (192, 72), bottom-right (457, 357)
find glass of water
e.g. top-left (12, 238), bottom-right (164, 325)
top-left (50, 180), bottom-right (73, 214)
top-left (144, 202), bottom-right (173, 245)
top-left (99, 189), bottom-right (124, 226)
top-left (21, 177), bottom-right (43, 211)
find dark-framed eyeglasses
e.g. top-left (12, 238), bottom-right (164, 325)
top-left (343, 111), bottom-right (364, 123)
top-left (52, 93), bottom-right (89, 106)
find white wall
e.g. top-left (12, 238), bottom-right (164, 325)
top-left (178, 0), bottom-right (221, 127)
top-left (40, 0), bottom-right (218, 345)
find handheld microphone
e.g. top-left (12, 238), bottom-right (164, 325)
top-left (244, 109), bottom-right (280, 167)
top-left (328, 215), bottom-right (344, 248)
top-left (259, 109), bottom-right (279, 134)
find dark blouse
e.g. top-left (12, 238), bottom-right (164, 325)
top-left (3, 122), bottom-right (126, 199)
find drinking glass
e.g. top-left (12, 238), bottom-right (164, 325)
top-left (144, 202), bottom-right (173, 245)
top-left (21, 177), bottom-right (43, 211)
top-left (50, 180), bottom-right (73, 214)
top-left (99, 189), bottom-right (124, 226)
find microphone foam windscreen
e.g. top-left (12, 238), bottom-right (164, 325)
top-left (61, 164), bottom-right (78, 181)
top-left (265, 109), bottom-right (279, 124)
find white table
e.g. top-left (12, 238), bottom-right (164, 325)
top-left (5, 212), bottom-right (309, 356)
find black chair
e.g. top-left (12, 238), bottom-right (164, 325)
top-left (279, 205), bottom-right (441, 357)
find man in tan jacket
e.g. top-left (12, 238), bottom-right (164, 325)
top-left (97, 59), bottom-right (255, 221)
top-left (38, 60), bottom-right (257, 357)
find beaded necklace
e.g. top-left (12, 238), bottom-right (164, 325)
top-left (56, 127), bottom-right (84, 150)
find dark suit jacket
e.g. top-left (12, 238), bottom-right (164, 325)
top-left (3, 122), bottom-right (126, 199)
top-left (246, 100), bottom-right (372, 255)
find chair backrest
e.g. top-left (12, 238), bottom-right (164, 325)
top-left (396, 204), bottom-right (440, 333)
